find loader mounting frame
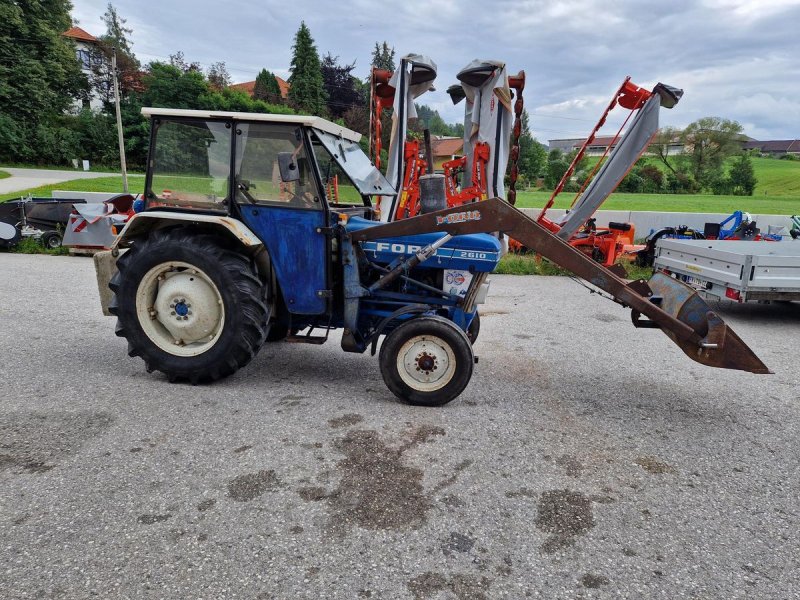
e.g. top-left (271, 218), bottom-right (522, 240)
top-left (350, 198), bottom-right (771, 375)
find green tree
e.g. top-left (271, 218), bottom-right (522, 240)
top-left (321, 53), bottom-right (363, 118)
top-left (414, 104), bottom-right (460, 137)
top-left (0, 0), bottom-right (86, 162)
top-left (681, 117), bottom-right (745, 189)
top-left (544, 149), bottom-right (569, 190)
top-left (652, 125), bottom-right (683, 174)
top-left (89, 3), bottom-right (141, 106)
top-left (253, 68), bottom-right (282, 103)
top-left (169, 50), bottom-right (201, 73)
top-left (370, 41), bottom-right (396, 71)
top-left (728, 153), bottom-right (757, 196)
top-left (100, 2), bottom-right (134, 56)
top-left (287, 22), bottom-right (326, 115)
top-left (140, 62), bottom-right (208, 109)
top-left (206, 61), bottom-right (230, 91)
top-left (517, 110), bottom-right (547, 183)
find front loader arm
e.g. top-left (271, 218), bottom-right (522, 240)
top-left (351, 198), bottom-right (770, 374)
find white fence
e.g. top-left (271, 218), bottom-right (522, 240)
top-left (519, 208), bottom-right (796, 238)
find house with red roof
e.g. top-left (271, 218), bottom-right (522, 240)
top-left (230, 76), bottom-right (291, 100)
top-left (430, 136), bottom-right (464, 170)
top-left (63, 26), bottom-right (104, 110)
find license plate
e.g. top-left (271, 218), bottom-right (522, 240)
top-left (681, 274), bottom-right (704, 288)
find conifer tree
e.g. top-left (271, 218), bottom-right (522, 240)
top-left (370, 42), bottom-right (396, 71)
top-left (287, 22), bottom-right (326, 115)
top-left (253, 69), bottom-right (282, 103)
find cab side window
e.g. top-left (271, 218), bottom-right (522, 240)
top-left (235, 123), bottom-right (321, 209)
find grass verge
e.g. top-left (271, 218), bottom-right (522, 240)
top-left (0, 170), bottom-right (9, 180)
top-left (8, 237), bottom-right (70, 256)
top-left (495, 252), bottom-right (654, 279)
top-left (0, 175), bottom-right (145, 202)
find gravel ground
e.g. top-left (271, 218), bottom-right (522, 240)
top-left (0, 253), bottom-right (798, 599)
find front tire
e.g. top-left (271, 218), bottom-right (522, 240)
top-left (379, 316), bottom-right (474, 407)
top-left (109, 229), bottom-right (270, 383)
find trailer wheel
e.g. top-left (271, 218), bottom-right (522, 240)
top-left (109, 229), bottom-right (269, 383)
top-left (379, 316), bottom-right (474, 407)
top-left (41, 231), bottom-right (62, 249)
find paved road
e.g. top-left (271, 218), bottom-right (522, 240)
top-left (0, 253), bottom-right (798, 599)
top-left (0, 167), bottom-right (119, 195)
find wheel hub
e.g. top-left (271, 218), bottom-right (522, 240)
top-left (136, 262), bottom-right (225, 357)
top-left (416, 352), bottom-right (437, 373)
top-left (397, 334), bottom-right (456, 392)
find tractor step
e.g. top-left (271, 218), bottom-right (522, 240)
top-left (286, 334), bottom-right (328, 345)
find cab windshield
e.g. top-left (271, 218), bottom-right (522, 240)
top-left (310, 133), bottom-right (364, 206)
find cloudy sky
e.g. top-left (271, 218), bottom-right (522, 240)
top-left (71, 0), bottom-right (800, 141)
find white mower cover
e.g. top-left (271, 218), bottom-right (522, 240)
top-left (63, 202), bottom-right (128, 249)
top-left (378, 54), bottom-right (437, 222)
top-left (555, 93), bottom-right (662, 240)
top-left (456, 59), bottom-right (513, 199)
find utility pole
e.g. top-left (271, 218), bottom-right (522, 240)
top-left (112, 49), bottom-right (129, 193)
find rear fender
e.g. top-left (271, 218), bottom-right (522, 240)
top-left (112, 212), bottom-right (263, 252)
top-left (97, 212), bottom-right (270, 317)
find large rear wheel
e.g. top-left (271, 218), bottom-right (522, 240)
top-left (379, 316), bottom-right (474, 407)
top-left (109, 229), bottom-right (270, 383)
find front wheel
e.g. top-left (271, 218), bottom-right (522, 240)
top-left (379, 316), bottom-right (474, 407)
top-left (109, 229), bottom-right (270, 383)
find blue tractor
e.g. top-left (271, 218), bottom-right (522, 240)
top-left (97, 108), bottom-right (769, 407)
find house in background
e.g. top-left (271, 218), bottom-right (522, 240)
top-left (430, 136), bottom-right (464, 170)
top-left (548, 135), bottom-right (684, 157)
top-left (63, 26), bottom-right (105, 110)
top-left (230, 76), bottom-right (291, 100)
top-left (742, 139), bottom-right (800, 156)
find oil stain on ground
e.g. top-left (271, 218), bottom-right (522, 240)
top-left (137, 513), bottom-right (171, 525)
top-left (442, 532), bottom-right (476, 557)
top-left (535, 489), bottom-right (595, 553)
top-left (407, 571), bottom-right (492, 600)
top-left (581, 573), bottom-right (610, 588)
top-left (328, 414), bottom-right (364, 428)
top-left (635, 456), bottom-right (677, 474)
top-left (227, 470), bottom-right (281, 502)
top-left (0, 411), bottom-right (113, 475)
top-left (307, 425), bottom-right (457, 532)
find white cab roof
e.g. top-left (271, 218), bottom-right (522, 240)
top-left (140, 107), bottom-right (362, 142)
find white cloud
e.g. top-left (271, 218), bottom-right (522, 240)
top-left (69, 0), bottom-right (800, 139)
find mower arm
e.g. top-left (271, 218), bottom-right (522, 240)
top-left (350, 198), bottom-right (770, 374)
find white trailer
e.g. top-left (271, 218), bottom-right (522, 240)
top-left (654, 238), bottom-right (800, 302)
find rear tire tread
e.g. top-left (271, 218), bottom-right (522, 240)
top-left (109, 228), bottom-right (270, 383)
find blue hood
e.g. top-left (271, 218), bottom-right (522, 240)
top-left (346, 216), bottom-right (502, 272)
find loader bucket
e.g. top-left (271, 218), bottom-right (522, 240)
top-left (350, 198), bottom-right (771, 376)
top-left (639, 273), bottom-right (772, 373)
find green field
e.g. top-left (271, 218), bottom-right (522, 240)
top-left (2, 156), bottom-right (798, 214)
top-left (514, 156), bottom-right (800, 215)
top-left (513, 189), bottom-right (799, 215)
top-left (0, 170), bottom-right (10, 180)
top-left (0, 175), bottom-right (145, 202)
